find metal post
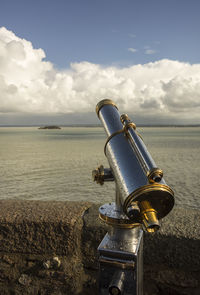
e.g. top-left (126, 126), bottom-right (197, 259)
top-left (98, 222), bottom-right (143, 295)
top-left (97, 184), bottom-right (143, 295)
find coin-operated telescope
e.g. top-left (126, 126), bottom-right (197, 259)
top-left (93, 99), bottom-right (174, 295)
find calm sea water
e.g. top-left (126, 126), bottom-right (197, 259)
top-left (0, 126), bottom-right (199, 209)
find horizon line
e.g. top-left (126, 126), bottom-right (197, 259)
top-left (0, 124), bottom-right (200, 128)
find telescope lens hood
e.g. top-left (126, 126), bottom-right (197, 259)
top-left (96, 99), bottom-right (118, 117)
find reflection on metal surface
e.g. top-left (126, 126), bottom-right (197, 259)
top-left (98, 228), bottom-right (143, 295)
top-left (104, 128), bottom-right (125, 155)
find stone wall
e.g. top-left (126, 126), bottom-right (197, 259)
top-left (0, 200), bottom-right (199, 295)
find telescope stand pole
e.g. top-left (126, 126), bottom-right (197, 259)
top-left (98, 203), bottom-right (143, 295)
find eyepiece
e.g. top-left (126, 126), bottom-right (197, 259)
top-left (147, 168), bottom-right (163, 183)
top-left (153, 176), bottom-right (162, 183)
top-left (139, 201), bottom-right (160, 233)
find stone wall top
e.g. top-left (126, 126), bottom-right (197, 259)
top-left (0, 200), bottom-right (199, 294)
top-left (0, 200), bottom-right (199, 270)
top-left (0, 200), bottom-right (91, 255)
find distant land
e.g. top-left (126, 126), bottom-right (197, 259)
top-left (38, 125), bottom-right (61, 130)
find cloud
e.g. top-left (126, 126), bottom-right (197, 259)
top-left (145, 49), bottom-right (157, 54)
top-left (0, 27), bottom-right (200, 124)
top-left (128, 47), bottom-right (138, 53)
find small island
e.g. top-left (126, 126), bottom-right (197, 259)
top-left (38, 126), bottom-right (61, 130)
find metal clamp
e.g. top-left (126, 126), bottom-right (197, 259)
top-left (104, 128), bottom-right (125, 155)
top-left (104, 114), bottom-right (139, 156)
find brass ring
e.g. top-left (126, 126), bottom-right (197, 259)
top-left (124, 122), bottom-right (136, 133)
top-left (96, 99), bottom-right (118, 117)
top-left (104, 121), bottom-right (138, 155)
top-left (104, 128), bottom-right (124, 155)
top-left (123, 183), bottom-right (174, 217)
top-left (99, 213), bottom-right (141, 229)
top-left (124, 121), bottom-right (143, 140)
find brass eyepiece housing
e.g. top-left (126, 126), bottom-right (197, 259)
top-left (139, 201), bottom-right (160, 233)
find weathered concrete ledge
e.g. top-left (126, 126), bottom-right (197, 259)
top-left (0, 200), bottom-right (199, 295)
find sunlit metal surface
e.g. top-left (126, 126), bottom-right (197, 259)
top-left (94, 99), bottom-right (175, 295)
top-left (96, 99), bottom-right (174, 227)
top-left (98, 226), bottom-right (143, 295)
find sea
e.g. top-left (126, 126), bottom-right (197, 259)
top-left (0, 126), bottom-right (199, 209)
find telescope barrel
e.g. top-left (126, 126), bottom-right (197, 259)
top-left (96, 99), bottom-right (174, 231)
top-left (121, 114), bottom-right (157, 174)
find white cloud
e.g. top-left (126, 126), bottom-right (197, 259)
top-left (0, 27), bottom-right (200, 124)
top-left (128, 47), bottom-right (138, 53)
top-left (145, 49), bottom-right (157, 54)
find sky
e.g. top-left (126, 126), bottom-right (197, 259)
top-left (0, 0), bottom-right (200, 125)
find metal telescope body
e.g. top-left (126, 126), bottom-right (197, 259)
top-left (93, 99), bottom-right (174, 295)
